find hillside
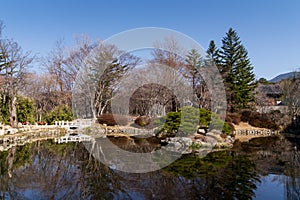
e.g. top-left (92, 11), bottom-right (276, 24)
top-left (269, 71), bottom-right (300, 83)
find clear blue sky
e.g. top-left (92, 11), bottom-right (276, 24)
top-left (1, 0), bottom-right (300, 80)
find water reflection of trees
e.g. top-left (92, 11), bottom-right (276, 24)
top-left (0, 141), bottom-right (120, 199)
top-left (1, 137), bottom-right (300, 199)
top-left (284, 146), bottom-right (300, 200)
top-left (241, 136), bottom-right (300, 200)
top-left (1, 140), bottom-right (260, 199)
top-left (163, 151), bottom-right (259, 199)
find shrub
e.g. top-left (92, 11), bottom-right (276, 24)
top-left (134, 116), bottom-right (151, 127)
top-left (240, 109), bottom-right (279, 130)
top-left (44, 105), bottom-right (73, 125)
top-left (248, 118), bottom-right (262, 127)
top-left (226, 113), bottom-right (241, 125)
top-left (156, 106), bottom-right (232, 136)
top-left (160, 111), bottom-right (181, 134)
top-left (97, 114), bottom-right (128, 126)
top-left (249, 117), bottom-right (278, 130)
top-left (240, 110), bottom-right (252, 122)
top-left (222, 122), bottom-right (233, 135)
top-left (17, 96), bottom-right (36, 124)
top-left (268, 110), bottom-right (289, 128)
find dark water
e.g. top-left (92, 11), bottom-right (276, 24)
top-left (0, 136), bottom-right (300, 200)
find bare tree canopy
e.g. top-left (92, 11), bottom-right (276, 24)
top-left (282, 76), bottom-right (300, 122)
top-left (151, 36), bottom-right (186, 70)
top-left (72, 42), bottom-right (141, 119)
top-left (0, 22), bottom-right (34, 127)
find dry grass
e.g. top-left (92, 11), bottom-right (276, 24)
top-left (234, 122), bottom-right (269, 131)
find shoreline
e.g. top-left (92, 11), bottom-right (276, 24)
top-left (234, 134), bottom-right (274, 142)
top-left (0, 123), bottom-right (291, 153)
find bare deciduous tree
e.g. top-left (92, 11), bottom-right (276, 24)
top-left (43, 40), bottom-right (69, 92)
top-left (23, 73), bottom-right (70, 121)
top-left (33, 36), bottom-right (95, 120)
top-left (282, 76), bottom-right (300, 123)
top-left (0, 23), bottom-right (33, 127)
top-left (65, 35), bottom-right (95, 90)
top-left (151, 36), bottom-right (186, 70)
top-left (73, 42), bottom-right (140, 119)
top-left (113, 63), bottom-right (191, 117)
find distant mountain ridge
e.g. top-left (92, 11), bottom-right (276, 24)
top-left (269, 72), bottom-right (300, 83)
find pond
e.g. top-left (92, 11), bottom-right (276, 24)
top-left (0, 135), bottom-right (300, 199)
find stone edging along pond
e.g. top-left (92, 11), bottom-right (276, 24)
top-left (0, 128), bottom-right (66, 151)
top-left (0, 123), bottom-right (282, 155)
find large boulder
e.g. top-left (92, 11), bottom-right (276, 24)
top-left (162, 137), bottom-right (193, 154)
top-left (194, 133), bottom-right (205, 140)
top-left (206, 130), bottom-right (223, 142)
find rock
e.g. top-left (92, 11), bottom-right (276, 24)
top-left (225, 136), bottom-right (235, 143)
top-left (203, 136), bottom-right (218, 146)
top-left (194, 139), bottom-right (202, 144)
top-left (180, 137), bottom-right (193, 146)
top-left (214, 142), bottom-right (233, 149)
top-left (200, 140), bottom-right (215, 148)
top-left (206, 130), bottom-right (223, 142)
top-left (162, 137), bottom-right (193, 154)
top-left (197, 149), bottom-right (213, 158)
top-left (174, 141), bottom-right (182, 149)
top-left (194, 134), bottom-right (205, 140)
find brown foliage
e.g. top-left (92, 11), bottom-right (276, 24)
top-left (134, 116), bottom-right (151, 127)
top-left (97, 114), bottom-right (129, 126)
top-left (240, 110), bottom-right (279, 130)
top-left (226, 113), bottom-right (241, 125)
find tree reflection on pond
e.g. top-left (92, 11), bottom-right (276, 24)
top-left (0, 136), bottom-right (300, 199)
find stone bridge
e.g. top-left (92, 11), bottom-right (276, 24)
top-left (233, 129), bottom-right (280, 136)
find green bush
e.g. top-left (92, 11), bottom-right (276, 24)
top-left (165, 111), bottom-right (182, 132)
top-left (222, 122), bottom-right (233, 135)
top-left (156, 106), bottom-right (232, 136)
top-left (44, 105), bottom-right (73, 124)
top-left (17, 96), bottom-right (36, 124)
top-left (0, 96), bottom-right (10, 125)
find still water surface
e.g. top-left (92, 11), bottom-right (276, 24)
top-left (0, 135), bottom-right (299, 199)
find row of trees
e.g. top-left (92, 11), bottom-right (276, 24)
top-left (128, 28), bottom-right (256, 116)
top-left (23, 38), bottom-right (93, 122)
top-left (0, 22), bottom-right (83, 126)
top-left (1, 18), bottom-right (257, 127)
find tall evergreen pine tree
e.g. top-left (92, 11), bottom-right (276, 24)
top-left (206, 40), bottom-right (220, 66)
top-left (218, 28), bottom-right (256, 112)
top-left (185, 49), bottom-right (202, 91)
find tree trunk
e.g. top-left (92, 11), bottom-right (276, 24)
top-left (10, 96), bottom-right (18, 128)
top-left (6, 146), bottom-right (16, 178)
